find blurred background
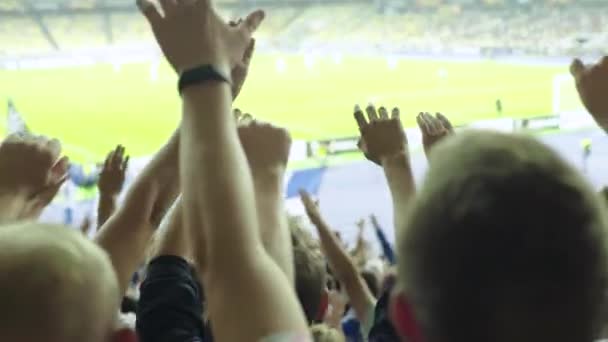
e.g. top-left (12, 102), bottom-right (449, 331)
top-left (0, 0), bottom-right (606, 246)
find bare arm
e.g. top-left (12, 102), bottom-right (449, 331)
top-left (154, 196), bottom-right (191, 260)
top-left (139, 1), bottom-right (308, 337)
top-left (95, 131), bottom-right (179, 299)
top-left (381, 153), bottom-right (415, 231)
top-left (300, 191), bottom-right (376, 325)
top-left (239, 119), bottom-right (295, 283)
top-left (355, 105), bottom-right (414, 238)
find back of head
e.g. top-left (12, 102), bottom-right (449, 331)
top-left (310, 324), bottom-right (345, 342)
top-left (397, 131), bottom-right (608, 342)
top-left (0, 223), bottom-right (119, 342)
top-left (291, 223), bottom-right (327, 324)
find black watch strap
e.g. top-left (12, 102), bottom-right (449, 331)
top-left (178, 65), bottom-right (231, 95)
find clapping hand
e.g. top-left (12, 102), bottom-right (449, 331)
top-left (354, 104), bottom-right (408, 165)
top-left (229, 21), bottom-right (256, 99)
top-left (98, 145), bottom-right (129, 197)
top-left (0, 133), bottom-right (69, 219)
top-left (417, 112), bottom-right (453, 158)
top-left (138, 0), bottom-right (264, 77)
top-left (570, 57), bottom-right (608, 131)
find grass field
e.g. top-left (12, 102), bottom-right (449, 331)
top-left (0, 54), bottom-right (573, 161)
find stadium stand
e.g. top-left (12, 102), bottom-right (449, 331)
top-left (0, 1), bottom-right (606, 57)
top-left (5, 2), bottom-right (608, 342)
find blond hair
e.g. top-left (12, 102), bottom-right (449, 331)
top-left (310, 324), bottom-right (345, 342)
top-left (0, 223), bottom-right (119, 342)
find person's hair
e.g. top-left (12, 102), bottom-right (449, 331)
top-left (291, 220), bottom-right (327, 324)
top-left (361, 270), bottom-right (380, 298)
top-left (398, 131), bottom-right (608, 342)
top-left (121, 296), bottom-right (138, 314)
top-left (0, 223), bottom-right (118, 342)
top-left (310, 324), bottom-right (345, 342)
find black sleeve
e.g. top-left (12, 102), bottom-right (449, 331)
top-left (368, 283), bottom-right (400, 342)
top-left (136, 255), bottom-right (205, 342)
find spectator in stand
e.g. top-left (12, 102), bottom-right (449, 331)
top-left (355, 74), bottom-right (608, 341)
top-left (0, 134), bottom-right (136, 342)
top-left (138, 0), bottom-right (310, 340)
top-left (301, 190), bottom-right (376, 341)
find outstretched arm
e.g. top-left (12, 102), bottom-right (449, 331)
top-left (138, 0), bottom-right (308, 340)
top-left (355, 105), bottom-right (415, 235)
top-left (239, 119), bottom-right (295, 282)
top-left (300, 190), bottom-right (376, 326)
top-left (95, 131), bottom-right (180, 299)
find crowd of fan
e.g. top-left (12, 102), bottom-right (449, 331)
top-left (271, 4), bottom-right (608, 57)
top-left (2, 1), bottom-right (608, 342)
top-left (1, 2), bottom-right (607, 57)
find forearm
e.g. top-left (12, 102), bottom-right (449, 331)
top-left (315, 219), bottom-right (358, 282)
top-left (381, 153), bottom-right (415, 233)
top-left (181, 82), bottom-right (261, 268)
top-left (145, 132), bottom-right (181, 227)
top-left (95, 132), bottom-right (180, 298)
top-left (182, 81), bottom-right (307, 339)
top-left (96, 213), bottom-right (154, 297)
top-left (97, 194), bottom-right (117, 227)
top-left (314, 219), bottom-right (375, 322)
top-left (254, 173), bottom-right (294, 283)
top-left (155, 196), bottom-right (192, 261)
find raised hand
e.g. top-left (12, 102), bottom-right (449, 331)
top-left (0, 133), bottom-right (68, 220)
top-left (238, 120), bottom-right (292, 173)
top-left (417, 112), bottom-right (453, 158)
top-left (138, 0), bottom-right (264, 75)
top-left (570, 57), bottom-right (608, 131)
top-left (98, 145), bottom-right (129, 197)
top-left (354, 104), bottom-right (408, 165)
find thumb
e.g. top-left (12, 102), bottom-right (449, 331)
top-left (241, 10), bottom-right (265, 36)
top-left (137, 0), bottom-right (162, 24)
top-left (570, 58), bottom-right (585, 80)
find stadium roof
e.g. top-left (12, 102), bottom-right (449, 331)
top-left (0, 0), bottom-right (369, 14)
top-left (1, 0), bottom-right (606, 17)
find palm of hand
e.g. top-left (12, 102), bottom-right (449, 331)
top-left (98, 169), bottom-right (126, 195)
top-left (360, 120), bottom-right (407, 163)
top-left (417, 112), bottom-right (454, 158)
top-left (98, 145), bottom-right (128, 196)
top-left (422, 129), bottom-right (449, 156)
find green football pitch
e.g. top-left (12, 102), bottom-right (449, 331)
top-left (0, 55), bottom-right (571, 162)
